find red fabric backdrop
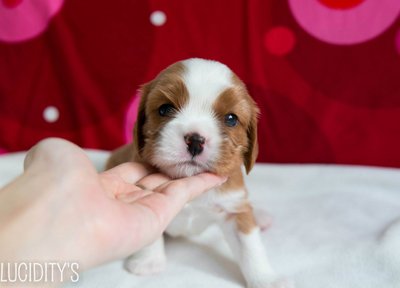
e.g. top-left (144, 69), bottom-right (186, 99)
top-left (1, 0), bottom-right (400, 167)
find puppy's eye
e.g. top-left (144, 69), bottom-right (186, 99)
top-left (158, 104), bottom-right (176, 117)
top-left (224, 113), bottom-right (238, 127)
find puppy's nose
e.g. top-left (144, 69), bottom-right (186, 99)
top-left (184, 133), bottom-right (205, 157)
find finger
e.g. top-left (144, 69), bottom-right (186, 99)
top-left (100, 162), bottom-right (154, 197)
top-left (135, 173), bottom-right (171, 190)
top-left (110, 174), bottom-right (227, 257)
top-left (100, 175), bottom-right (141, 198)
top-left (102, 162), bottom-right (153, 184)
top-left (156, 173), bottom-right (227, 202)
top-left (116, 189), bottom-right (153, 203)
top-left (132, 173), bottom-right (227, 228)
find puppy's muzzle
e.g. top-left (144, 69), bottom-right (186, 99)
top-left (184, 133), bottom-right (205, 157)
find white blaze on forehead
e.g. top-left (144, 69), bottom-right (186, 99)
top-left (176, 59), bottom-right (234, 137)
top-left (182, 58), bottom-right (233, 107)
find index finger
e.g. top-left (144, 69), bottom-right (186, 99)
top-left (101, 162), bottom-right (154, 184)
top-left (155, 173), bottom-right (228, 202)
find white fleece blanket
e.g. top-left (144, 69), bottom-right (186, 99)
top-left (1, 151), bottom-right (400, 288)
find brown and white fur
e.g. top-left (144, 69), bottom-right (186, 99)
top-left (106, 58), bottom-right (292, 288)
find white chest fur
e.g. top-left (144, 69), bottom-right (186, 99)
top-left (165, 188), bottom-right (246, 237)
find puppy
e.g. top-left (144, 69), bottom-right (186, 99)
top-left (106, 58), bottom-right (290, 288)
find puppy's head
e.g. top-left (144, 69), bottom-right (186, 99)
top-left (134, 58), bottom-right (259, 178)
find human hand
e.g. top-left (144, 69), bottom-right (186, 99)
top-left (0, 138), bottom-right (226, 273)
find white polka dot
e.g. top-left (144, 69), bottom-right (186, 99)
top-left (150, 11), bottom-right (166, 26)
top-left (43, 106), bottom-right (59, 123)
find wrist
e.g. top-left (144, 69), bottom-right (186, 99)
top-left (0, 174), bottom-right (83, 286)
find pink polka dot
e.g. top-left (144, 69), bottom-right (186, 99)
top-left (396, 28), bottom-right (400, 55)
top-left (0, 148), bottom-right (7, 155)
top-left (289, 0), bottom-right (400, 45)
top-left (124, 92), bottom-right (141, 143)
top-left (264, 26), bottom-right (296, 56)
top-left (2, 0), bottom-right (23, 8)
top-left (0, 0), bottom-right (64, 42)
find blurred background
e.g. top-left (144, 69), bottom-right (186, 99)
top-left (0, 0), bottom-right (399, 167)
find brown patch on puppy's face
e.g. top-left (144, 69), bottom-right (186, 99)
top-left (212, 79), bottom-right (259, 176)
top-left (134, 62), bottom-right (188, 158)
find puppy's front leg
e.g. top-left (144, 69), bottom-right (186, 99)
top-left (124, 236), bottom-right (166, 276)
top-left (219, 205), bottom-right (293, 288)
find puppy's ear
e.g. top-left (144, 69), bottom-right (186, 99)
top-left (244, 100), bottom-right (259, 174)
top-left (133, 81), bottom-right (153, 155)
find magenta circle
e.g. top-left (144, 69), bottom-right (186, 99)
top-left (264, 26), bottom-right (296, 56)
top-left (124, 92), bottom-right (141, 143)
top-left (0, 0), bottom-right (64, 42)
top-left (289, 0), bottom-right (400, 45)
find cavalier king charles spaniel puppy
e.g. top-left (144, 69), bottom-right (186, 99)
top-left (106, 58), bottom-right (291, 288)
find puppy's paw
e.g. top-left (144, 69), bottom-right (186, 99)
top-left (249, 278), bottom-right (295, 288)
top-left (124, 254), bottom-right (166, 276)
top-left (253, 208), bottom-right (273, 232)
